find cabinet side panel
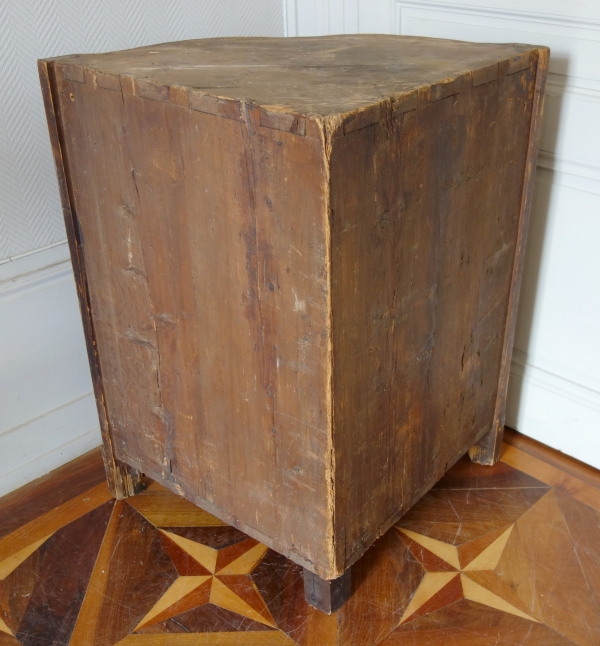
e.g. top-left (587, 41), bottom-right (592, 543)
top-left (330, 61), bottom-right (540, 570)
top-left (39, 61), bottom-right (143, 498)
top-left (55, 76), bottom-right (168, 478)
top-left (55, 76), bottom-right (332, 573)
top-left (470, 48), bottom-right (550, 465)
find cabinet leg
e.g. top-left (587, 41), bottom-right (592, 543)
top-left (103, 450), bottom-right (146, 500)
top-left (469, 422), bottom-right (504, 466)
top-left (303, 567), bottom-right (352, 614)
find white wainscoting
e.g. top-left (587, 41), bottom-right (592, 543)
top-left (289, 0), bottom-right (600, 468)
top-left (0, 1), bottom-right (285, 496)
top-left (0, 244), bottom-right (100, 497)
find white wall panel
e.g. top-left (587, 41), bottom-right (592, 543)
top-left (0, 0), bottom-right (284, 261)
top-left (290, 0), bottom-right (600, 467)
top-left (0, 243), bottom-right (97, 496)
top-left (0, 2), bottom-right (284, 495)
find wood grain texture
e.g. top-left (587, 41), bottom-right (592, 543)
top-left (0, 482), bottom-right (111, 565)
top-left (70, 501), bottom-right (178, 646)
top-left (40, 36), bottom-right (549, 580)
top-left (0, 434), bottom-right (599, 644)
top-left (115, 633), bottom-right (296, 645)
top-left (434, 454), bottom-right (548, 490)
top-left (0, 449), bottom-right (105, 542)
top-left (127, 483), bottom-right (226, 528)
top-left (37, 60), bottom-right (144, 500)
top-left (44, 36), bottom-right (539, 117)
top-left (504, 427), bottom-right (600, 490)
top-left (15, 501), bottom-right (113, 646)
top-left (494, 489), bottom-right (600, 645)
top-left (379, 600), bottom-right (574, 646)
top-left (555, 490), bottom-right (600, 613)
top-left (51, 62), bottom-right (331, 576)
top-left (330, 54), bottom-right (544, 570)
top-left (500, 444), bottom-right (600, 511)
top-left (469, 48), bottom-right (550, 466)
top-left (397, 487), bottom-right (549, 546)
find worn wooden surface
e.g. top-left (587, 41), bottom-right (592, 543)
top-left (469, 45), bottom-right (549, 467)
top-left (1, 431), bottom-right (600, 645)
top-left (38, 60), bottom-right (145, 500)
top-left (47, 35), bottom-right (540, 117)
top-left (40, 35), bottom-right (548, 581)
top-left (329, 47), bottom-right (549, 570)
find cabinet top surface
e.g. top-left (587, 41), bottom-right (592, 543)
top-left (50, 35), bottom-right (541, 116)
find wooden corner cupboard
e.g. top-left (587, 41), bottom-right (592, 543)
top-left (39, 34), bottom-right (548, 613)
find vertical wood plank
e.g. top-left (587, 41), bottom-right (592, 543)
top-left (37, 60), bottom-right (143, 499)
top-left (470, 49), bottom-right (550, 465)
top-left (330, 60), bottom-right (543, 571)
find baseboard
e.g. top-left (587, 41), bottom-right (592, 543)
top-left (507, 349), bottom-right (600, 470)
top-left (0, 242), bottom-right (101, 497)
top-left (0, 392), bottom-right (101, 498)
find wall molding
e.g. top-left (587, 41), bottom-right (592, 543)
top-left (391, 0), bottom-right (600, 196)
top-left (0, 259), bottom-right (73, 306)
top-left (507, 351), bottom-right (600, 469)
top-left (510, 349), bottom-right (600, 415)
top-left (0, 392), bottom-right (100, 498)
top-left (0, 241), bottom-right (101, 495)
top-left (393, 1), bottom-right (600, 33)
top-left (0, 241), bottom-right (73, 305)
top-left (536, 152), bottom-right (600, 197)
top-left (393, 1), bottom-right (600, 89)
top-left (545, 75), bottom-right (600, 104)
top-left (283, 0), bottom-right (298, 36)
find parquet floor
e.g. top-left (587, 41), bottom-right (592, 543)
top-left (1, 429), bottom-right (599, 645)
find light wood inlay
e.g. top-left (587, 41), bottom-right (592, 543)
top-left (217, 542), bottom-right (269, 575)
top-left (398, 528), bottom-right (460, 569)
top-left (127, 483), bottom-right (226, 527)
top-left (400, 572), bottom-right (457, 624)
top-left (135, 576), bottom-right (210, 629)
top-left (461, 573), bottom-right (537, 622)
top-left (463, 526), bottom-right (513, 571)
top-left (0, 535), bottom-right (52, 580)
top-left (0, 482), bottom-right (110, 563)
top-left (160, 530), bottom-right (218, 573)
top-left (210, 577), bottom-right (276, 628)
top-left (0, 615), bottom-right (14, 636)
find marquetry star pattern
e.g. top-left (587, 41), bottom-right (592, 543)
top-left (134, 530), bottom-right (276, 631)
top-left (397, 524), bottom-right (537, 624)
